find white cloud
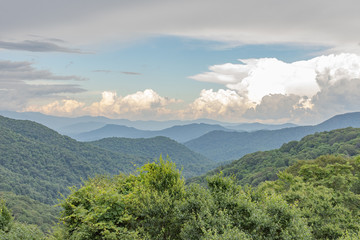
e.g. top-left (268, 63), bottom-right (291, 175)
top-left (189, 53), bottom-right (360, 123)
top-left (190, 53), bottom-right (360, 102)
top-left (27, 89), bottom-right (180, 119)
top-left (26, 100), bottom-right (85, 116)
top-left (85, 89), bottom-right (178, 117)
top-left (188, 89), bottom-right (250, 121)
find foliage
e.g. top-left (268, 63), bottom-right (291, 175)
top-left (0, 200), bottom-right (11, 232)
top-left (0, 192), bottom-right (59, 233)
top-left (90, 136), bottom-right (216, 178)
top-left (258, 155), bottom-right (360, 239)
top-left (0, 200), bottom-right (45, 240)
top-left (59, 157), bottom-right (313, 239)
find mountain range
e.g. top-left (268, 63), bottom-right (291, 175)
top-left (188, 126), bottom-right (360, 187)
top-left (184, 112), bottom-right (360, 162)
top-left (75, 123), bottom-right (232, 142)
top-left (0, 110), bottom-right (299, 137)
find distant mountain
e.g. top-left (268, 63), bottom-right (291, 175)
top-left (226, 122), bottom-right (297, 131)
top-left (0, 111), bottom-right (233, 132)
top-left (188, 127), bottom-right (360, 187)
top-left (75, 123), bottom-right (231, 142)
top-left (90, 136), bottom-right (216, 177)
top-left (75, 124), bottom-right (151, 141)
top-left (0, 115), bottom-right (213, 205)
top-left (58, 121), bottom-right (107, 135)
top-left (185, 112), bottom-right (360, 162)
top-left (0, 111), bottom-right (296, 135)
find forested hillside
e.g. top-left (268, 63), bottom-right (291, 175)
top-left (0, 115), bottom-right (213, 206)
top-left (0, 116), bottom-right (145, 205)
top-left (90, 136), bottom-right (215, 177)
top-left (189, 127), bottom-right (360, 186)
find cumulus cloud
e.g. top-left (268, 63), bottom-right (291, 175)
top-left (187, 89), bottom-right (250, 121)
top-left (189, 53), bottom-right (360, 122)
top-left (85, 89), bottom-right (178, 118)
top-left (244, 94), bottom-right (312, 120)
top-left (28, 89), bottom-right (180, 119)
top-left (312, 75), bottom-right (360, 118)
top-left (26, 100), bottom-right (85, 115)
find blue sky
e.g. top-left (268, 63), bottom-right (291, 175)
top-left (1, 0), bottom-right (360, 124)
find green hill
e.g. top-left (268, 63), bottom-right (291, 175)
top-left (0, 116), bottom-right (146, 205)
top-left (90, 136), bottom-right (216, 177)
top-left (189, 127), bottom-right (360, 186)
top-left (0, 115), bottom-right (211, 206)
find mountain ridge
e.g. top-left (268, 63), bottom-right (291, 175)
top-left (184, 112), bottom-right (360, 162)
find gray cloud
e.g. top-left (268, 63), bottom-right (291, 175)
top-left (92, 70), bottom-right (112, 73)
top-left (0, 60), bottom-right (87, 81)
top-left (312, 78), bottom-right (360, 118)
top-left (1, 0), bottom-right (359, 52)
top-left (92, 70), bottom-right (142, 75)
top-left (244, 94), bottom-right (304, 120)
top-left (0, 60), bottom-right (86, 110)
top-left (0, 40), bottom-right (85, 53)
top-left (121, 71), bottom-right (141, 75)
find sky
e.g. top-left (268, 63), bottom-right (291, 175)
top-left (1, 0), bottom-right (360, 124)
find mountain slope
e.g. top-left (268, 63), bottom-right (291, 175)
top-left (0, 116), bottom-right (213, 206)
top-left (185, 112), bottom-right (360, 162)
top-left (189, 127), bottom-right (360, 186)
top-left (90, 136), bottom-right (216, 177)
top-left (0, 117), bottom-right (146, 204)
